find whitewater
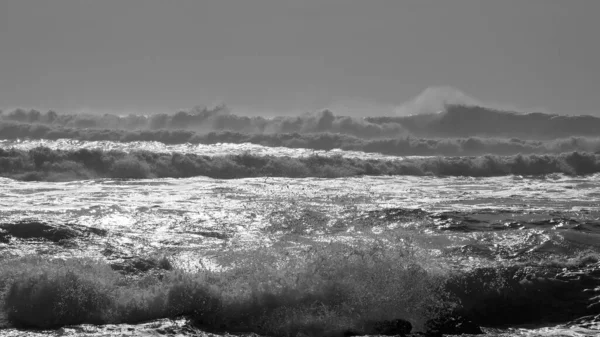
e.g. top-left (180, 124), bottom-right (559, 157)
top-left (1, 139), bottom-right (600, 336)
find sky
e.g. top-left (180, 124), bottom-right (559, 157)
top-left (1, 0), bottom-right (599, 116)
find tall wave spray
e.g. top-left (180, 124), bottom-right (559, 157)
top-left (394, 86), bottom-right (482, 116)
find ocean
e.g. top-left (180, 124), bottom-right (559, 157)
top-left (1, 139), bottom-right (599, 336)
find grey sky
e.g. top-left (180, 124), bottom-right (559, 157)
top-left (1, 0), bottom-right (598, 116)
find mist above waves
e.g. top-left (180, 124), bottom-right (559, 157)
top-left (2, 102), bottom-right (599, 141)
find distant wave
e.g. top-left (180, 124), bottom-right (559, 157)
top-left (2, 103), bottom-right (600, 140)
top-left (0, 147), bottom-right (598, 181)
top-left (0, 106), bottom-right (406, 139)
top-left (2, 122), bottom-right (600, 157)
top-left (368, 104), bottom-right (600, 139)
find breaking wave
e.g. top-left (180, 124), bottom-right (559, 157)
top-left (0, 239), bottom-right (448, 336)
top-left (0, 107), bottom-right (406, 139)
top-left (0, 147), bottom-right (599, 181)
top-left (1, 241), bottom-right (598, 336)
top-left (3, 103), bottom-right (600, 140)
top-left (3, 122), bottom-right (600, 157)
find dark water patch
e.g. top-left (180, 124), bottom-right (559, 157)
top-left (431, 210), bottom-right (600, 234)
top-left (261, 206), bottom-right (600, 267)
top-left (342, 207), bottom-right (600, 234)
top-left (262, 207), bottom-right (600, 260)
top-left (528, 218), bottom-right (600, 232)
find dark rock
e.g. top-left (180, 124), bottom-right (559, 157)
top-left (342, 329), bottom-right (361, 337)
top-left (425, 315), bottom-right (483, 336)
top-left (343, 318), bottom-right (412, 336)
top-left (0, 221), bottom-right (107, 246)
top-left (0, 221), bottom-right (77, 242)
top-left (447, 263), bottom-right (600, 326)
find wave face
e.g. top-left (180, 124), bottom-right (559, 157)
top-left (3, 103), bottom-right (600, 141)
top-left (0, 140), bottom-right (600, 181)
